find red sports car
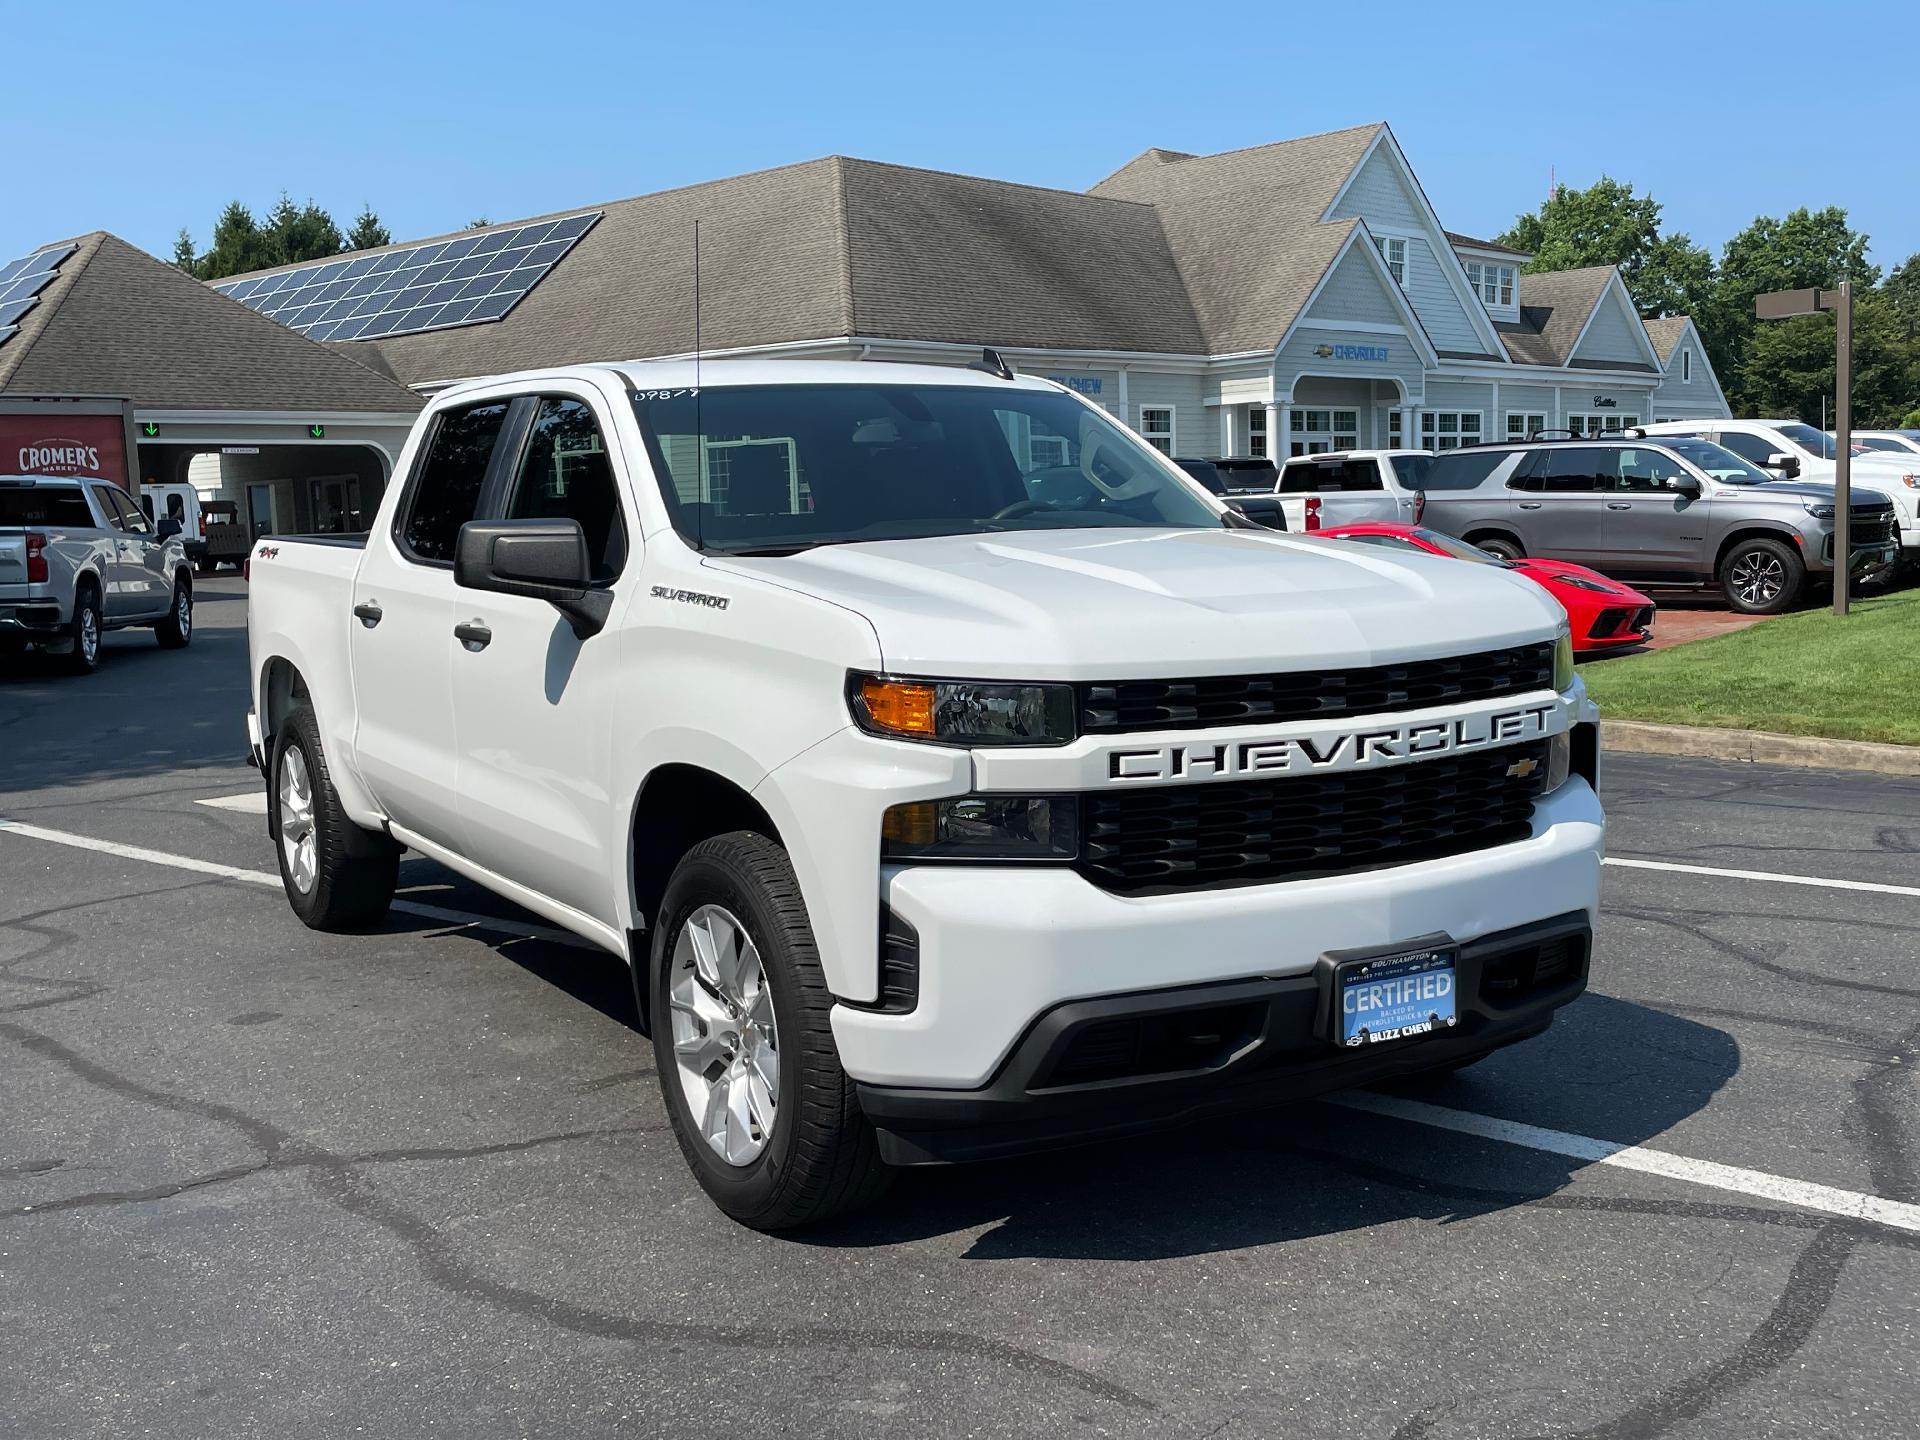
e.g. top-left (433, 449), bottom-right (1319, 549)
top-left (1318, 522), bottom-right (1656, 652)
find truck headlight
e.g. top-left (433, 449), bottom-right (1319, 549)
top-left (1804, 502), bottom-right (1836, 519)
top-left (850, 674), bottom-right (1075, 746)
top-left (1553, 625), bottom-right (1575, 693)
top-left (882, 795), bottom-right (1079, 861)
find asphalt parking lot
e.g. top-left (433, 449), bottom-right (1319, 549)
top-left (2, 575), bottom-right (1917, 1439)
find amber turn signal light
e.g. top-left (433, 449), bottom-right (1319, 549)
top-left (859, 677), bottom-right (938, 737)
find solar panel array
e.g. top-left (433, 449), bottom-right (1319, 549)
top-left (0, 243), bottom-right (78, 347)
top-left (212, 212), bottom-right (601, 343)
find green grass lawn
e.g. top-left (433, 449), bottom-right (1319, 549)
top-left (1582, 587), bottom-right (1920, 746)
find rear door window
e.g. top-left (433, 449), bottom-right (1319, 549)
top-left (400, 400), bottom-right (512, 563)
top-left (499, 397), bottom-right (629, 582)
top-left (1540, 450), bottom-right (1608, 493)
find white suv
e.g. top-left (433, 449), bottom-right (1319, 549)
top-left (1273, 450), bottom-right (1431, 531)
top-left (1641, 419), bottom-right (1919, 556)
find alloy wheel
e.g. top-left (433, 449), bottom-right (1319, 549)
top-left (80, 606), bottom-right (99, 665)
top-left (278, 746), bottom-right (317, 895)
top-left (175, 589), bottom-right (191, 638)
top-left (668, 903), bottom-right (780, 1166)
top-left (1731, 551), bottom-right (1784, 607)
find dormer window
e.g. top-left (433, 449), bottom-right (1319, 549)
top-left (1374, 236), bottom-right (1407, 287)
top-left (1465, 261), bottom-right (1515, 307)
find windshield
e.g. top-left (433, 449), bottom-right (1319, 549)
top-left (1776, 422), bottom-right (1839, 459)
top-left (1662, 438), bottom-right (1771, 485)
top-left (630, 383), bottom-right (1224, 554)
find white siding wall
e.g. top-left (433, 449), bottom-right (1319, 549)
top-left (1326, 148), bottom-right (1492, 357)
top-left (1570, 290), bottom-right (1652, 367)
top-left (1497, 383), bottom-right (1558, 438)
top-left (1303, 245), bottom-right (1405, 327)
top-left (1275, 326), bottom-right (1424, 407)
top-left (1128, 370), bottom-right (1207, 456)
top-left (1648, 333), bottom-right (1726, 418)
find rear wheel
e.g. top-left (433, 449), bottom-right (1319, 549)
top-left (1721, 537), bottom-right (1803, 614)
top-left (650, 832), bottom-right (891, 1230)
top-left (270, 703), bottom-right (398, 930)
top-left (197, 558), bottom-right (216, 576)
top-left (1467, 532), bottom-right (1524, 562)
top-left (63, 586), bottom-right (103, 675)
top-left (155, 580), bottom-right (193, 649)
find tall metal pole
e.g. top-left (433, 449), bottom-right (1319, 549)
top-left (1833, 281), bottom-right (1852, 617)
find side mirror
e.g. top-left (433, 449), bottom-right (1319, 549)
top-left (1765, 452), bottom-right (1801, 478)
top-left (1668, 474), bottom-right (1703, 497)
top-left (454, 518), bottom-right (612, 639)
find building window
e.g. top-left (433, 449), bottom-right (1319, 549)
top-left (1567, 413), bottom-right (1640, 436)
top-left (1138, 406), bottom-right (1174, 455)
top-left (1291, 409), bottom-right (1359, 456)
top-left (1506, 411), bottom-right (1548, 441)
top-left (1420, 411), bottom-right (1483, 451)
top-left (1465, 261), bottom-right (1515, 307)
top-left (1680, 348), bottom-right (1692, 383)
top-left (1374, 236), bottom-right (1407, 287)
top-left (1388, 410), bottom-right (1402, 447)
top-left (1248, 406), bottom-right (1267, 458)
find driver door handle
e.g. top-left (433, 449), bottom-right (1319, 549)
top-left (454, 620), bottom-right (492, 651)
top-left (1606, 502), bottom-right (1633, 510)
top-left (352, 601), bottom-right (383, 628)
top-left (1517, 501), bottom-right (1543, 510)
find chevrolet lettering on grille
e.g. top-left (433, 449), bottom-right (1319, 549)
top-left (1104, 703), bottom-right (1558, 784)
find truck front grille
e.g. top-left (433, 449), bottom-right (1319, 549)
top-left (1077, 643), bottom-right (1554, 734)
top-left (1851, 512), bottom-right (1896, 545)
top-left (1076, 741), bottom-right (1547, 894)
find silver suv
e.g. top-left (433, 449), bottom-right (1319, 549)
top-left (1416, 435), bottom-right (1899, 614)
top-left (0, 476), bottom-right (194, 672)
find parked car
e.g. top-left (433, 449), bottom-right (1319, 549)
top-left (1319, 522), bottom-right (1655, 652)
top-left (1416, 434), bottom-right (1899, 614)
top-left (1854, 429), bottom-right (1920, 458)
top-left (247, 358), bottom-right (1602, 1230)
top-left (1274, 450), bottom-right (1432, 531)
top-left (1639, 420), bottom-right (1919, 560)
top-left (0, 476), bottom-right (194, 671)
top-left (1172, 458), bottom-right (1288, 530)
top-left (1209, 456), bottom-right (1280, 492)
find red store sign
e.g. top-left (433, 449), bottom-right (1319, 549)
top-left (0, 414), bottom-right (131, 487)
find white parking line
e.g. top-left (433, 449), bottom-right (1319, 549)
top-left (0, 818), bottom-right (589, 948)
top-left (1328, 1091), bottom-right (1920, 1234)
top-left (196, 791), bottom-right (269, 815)
top-left (1606, 856), bottom-right (1920, 900)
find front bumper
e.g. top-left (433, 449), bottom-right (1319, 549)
top-left (833, 775), bottom-right (1603, 1096)
top-left (857, 909), bottom-right (1590, 1164)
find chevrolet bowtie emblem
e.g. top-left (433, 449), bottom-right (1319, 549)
top-left (1506, 756), bottom-right (1540, 779)
top-left (1313, 343), bottom-right (1334, 358)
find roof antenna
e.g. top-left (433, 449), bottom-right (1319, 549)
top-left (968, 346), bottom-right (1015, 381)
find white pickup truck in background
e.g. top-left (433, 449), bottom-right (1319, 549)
top-left (247, 358), bottom-right (1603, 1229)
top-left (1273, 450), bottom-right (1431, 532)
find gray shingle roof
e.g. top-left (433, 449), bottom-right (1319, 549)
top-left (218, 158), bottom-right (1205, 387)
top-left (1089, 125), bottom-right (1385, 354)
top-left (1641, 315), bottom-right (1689, 365)
top-left (1493, 266), bottom-right (1614, 367)
top-left (0, 232), bottom-right (421, 411)
top-left (1445, 230), bottom-right (1530, 258)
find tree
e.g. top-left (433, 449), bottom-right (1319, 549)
top-left (171, 228), bottom-right (198, 274)
top-left (195, 201), bottom-right (279, 281)
top-left (1739, 292), bottom-right (1918, 428)
top-left (1883, 253), bottom-right (1920, 338)
top-left (345, 205), bottom-right (391, 252)
top-left (464, 217), bottom-right (492, 230)
top-left (262, 193), bottom-right (344, 266)
top-left (1497, 176), bottom-right (1713, 318)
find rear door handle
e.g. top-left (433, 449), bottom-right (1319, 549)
top-left (352, 601), bottom-right (383, 627)
top-left (454, 620), bottom-right (492, 651)
top-left (1606, 502), bottom-right (1633, 510)
top-left (1518, 501), bottom-right (1543, 510)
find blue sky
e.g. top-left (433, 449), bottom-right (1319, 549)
top-left (6, 0), bottom-right (1914, 277)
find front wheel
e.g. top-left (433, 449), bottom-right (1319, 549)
top-left (155, 580), bottom-right (193, 648)
top-left (1721, 537), bottom-right (1803, 614)
top-left (270, 703), bottom-right (398, 930)
top-left (650, 832), bottom-right (891, 1230)
top-left (1467, 533), bottom-right (1524, 562)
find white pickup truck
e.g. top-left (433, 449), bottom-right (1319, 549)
top-left (247, 358), bottom-right (1604, 1230)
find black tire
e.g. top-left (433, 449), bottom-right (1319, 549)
top-left (650, 832), bottom-right (891, 1231)
top-left (1720, 536), bottom-right (1804, 614)
top-left (1467, 532), bottom-right (1524, 562)
top-left (197, 558), bottom-right (216, 576)
top-left (155, 579), bottom-right (193, 649)
top-left (63, 583), bottom-right (103, 675)
top-left (269, 703), bottom-right (399, 930)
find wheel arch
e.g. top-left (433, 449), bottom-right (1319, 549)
top-left (1462, 525), bottom-right (1525, 556)
top-left (1714, 524), bottom-right (1806, 576)
top-left (628, 762), bottom-right (784, 948)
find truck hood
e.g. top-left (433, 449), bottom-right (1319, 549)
top-left (1752, 480), bottom-right (1897, 511)
top-left (707, 528), bottom-right (1564, 679)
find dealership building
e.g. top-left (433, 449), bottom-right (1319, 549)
top-left (2, 122), bottom-right (1726, 523)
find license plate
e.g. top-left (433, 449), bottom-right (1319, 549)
top-left (1335, 945), bottom-right (1459, 1048)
